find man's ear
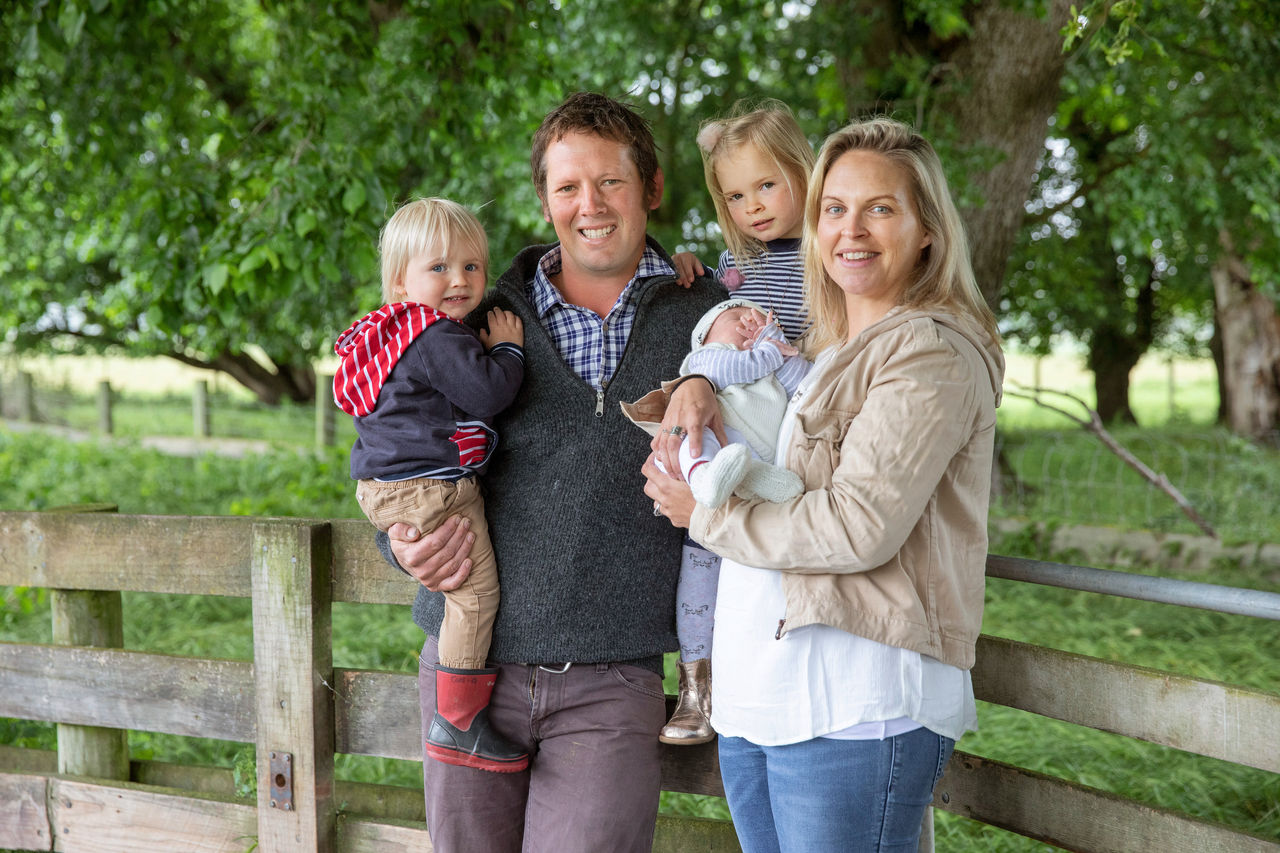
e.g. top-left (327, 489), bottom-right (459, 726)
top-left (648, 166), bottom-right (665, 211)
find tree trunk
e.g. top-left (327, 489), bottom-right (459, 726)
top-left (1212, 245), bottom-right (1280, 442)
top-left (1089, 348), bottom-right (1139, 424)
top-left (825, 0), bottom-right (1076, 309)
top-left (940, 0), bottom-right (1077, 308)
top-left (168, 349), bottom-right (316, 406)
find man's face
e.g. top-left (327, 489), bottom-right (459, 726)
top-left (540, 130), bottom-right (662, 286)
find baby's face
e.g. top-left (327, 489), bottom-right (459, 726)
top-left (704, 306), bottom-right (762, 350)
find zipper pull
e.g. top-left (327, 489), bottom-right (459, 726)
top-left (595, 389), bottom-right (605, 418)
top-left (775, 619), bottom-right (785, 640)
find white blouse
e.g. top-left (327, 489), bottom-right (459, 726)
top-left (709, 349), bottom-right (978, 745)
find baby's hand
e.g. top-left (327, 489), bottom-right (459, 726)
top-left (671, 252), bottom-right (705, 288)
top-left (738, 308), bottom-right (768, 342)
top-left (764, 338), bottom-right (799, 357)
top-left (480, 308), bottom-right (524, 349)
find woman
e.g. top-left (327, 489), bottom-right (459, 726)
top-left (645, 117), bottom-right (1005, 853)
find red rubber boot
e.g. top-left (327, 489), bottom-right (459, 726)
top-left (426, 667), bottom-right (529, 773)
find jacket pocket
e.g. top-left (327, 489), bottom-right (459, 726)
top-left (790, 410), bottom-right (854, 487)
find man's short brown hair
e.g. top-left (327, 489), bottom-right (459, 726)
top-left (530, 92), bottom-right (661, 209)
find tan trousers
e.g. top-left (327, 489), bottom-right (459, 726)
top-left (357, 476), bottom-right (498, 669)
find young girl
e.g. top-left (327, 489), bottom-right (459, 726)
top-left (662, 101), bottom-right (814, 744)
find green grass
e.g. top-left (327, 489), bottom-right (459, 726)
top-left (2, 353), bottom-right (1279, 849)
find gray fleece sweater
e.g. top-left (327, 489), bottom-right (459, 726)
top-left (378, 237), bottom-right (725, 672)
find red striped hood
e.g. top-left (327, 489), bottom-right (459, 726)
top-left (332, 302), bottom-right (447, 417)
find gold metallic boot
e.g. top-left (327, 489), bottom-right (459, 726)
top-left (659, 658), bottom-right (715, 745)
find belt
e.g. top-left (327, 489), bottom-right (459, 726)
top-left (537, 662), bottom-right (573, 673)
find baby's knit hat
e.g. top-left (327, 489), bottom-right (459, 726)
top-left (690, 298), bottom-right (768, 349)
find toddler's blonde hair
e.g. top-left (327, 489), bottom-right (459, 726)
top-left (379, 198), bottom-right (488, 303)
top-left (697, 100), bottom-right (814, 268)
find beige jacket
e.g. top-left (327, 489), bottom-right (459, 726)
top-left (689, 306), bottom-right (1004, 669)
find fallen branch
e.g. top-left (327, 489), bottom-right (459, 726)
top-left (1005, 383), bottom-right (1218, 540)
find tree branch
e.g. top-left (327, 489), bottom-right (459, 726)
top-left (1005, 383), bottom-right (1218, 539)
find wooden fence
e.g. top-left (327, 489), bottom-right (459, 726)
top-left (1, 371), bottom-right (339, 448)
top-left (0, 510), bottom-right (1277, 852)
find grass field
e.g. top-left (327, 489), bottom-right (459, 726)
top-left (2, 352), bottom-right (1278, 849)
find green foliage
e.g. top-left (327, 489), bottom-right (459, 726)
top-left (2, 0), bottom-right (1097, 404)
top-left (1003, 0), bottom-right (1280, 418)
top-left (2, 420), bottom-right (1279, 846)
top-left (0, 427), bottom-right (359, 517)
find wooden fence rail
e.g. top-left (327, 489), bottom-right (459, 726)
top-left (2, 371), bottom-right (339, 448)
top-left (0, 511), bottom-right (1277, 852)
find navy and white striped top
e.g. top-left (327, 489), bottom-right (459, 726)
top-left (715, 237), bottom-right (809, 342)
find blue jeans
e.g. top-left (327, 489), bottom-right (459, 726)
top-left (718, 727), bottom-right (954, 853)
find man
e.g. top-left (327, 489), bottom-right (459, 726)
top-left (378, 92), bottom-right (725, 852)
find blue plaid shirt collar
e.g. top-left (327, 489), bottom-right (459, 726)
top-left (529, 244), bottom-right (674, 319)
top-left (528, 243), bottom-right (675, 388)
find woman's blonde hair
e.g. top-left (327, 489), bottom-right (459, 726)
top-left (697, 100), bottom-right (815, 268)
top-left (802, 117), bottom-right (999, 352)
top-left (379, 198), bottom-right (489, 303)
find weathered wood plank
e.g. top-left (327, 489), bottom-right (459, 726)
top-left (935, 750), bottom-right (1280, 852)
top-left (336, 816), bottom-right (433, 852)
top-left (0, 513), bottom-right (256, 596)
top-left (334, 669), bottom-right (421, 761)
top-left (0, 513), bottom-right (411, 605)
top-left (51, 586), bottom-right (130, 780)
top-left (974, 635), bottom-right (1280, 773)
top-left (251, 521), bottom-right (336, 852)
top-left (653, 814), bottom-right (740, 853)
top-left (0, 643), bottom-right (255, 742)
top-left (330, 519), bottom-right (417, 606)
top-left (0, 772), bottom-right (51, 851)
top-left (658, 737), bottom-right (724, 798)
top-left (49, 777), bottom-right (257, 853)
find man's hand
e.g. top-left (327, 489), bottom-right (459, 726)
top-left (387, 516), bottom-right (476, 591)
top-left (652, 377), bottom-right (726, 478)
top-left (480, 308), bottom-right (524, 348)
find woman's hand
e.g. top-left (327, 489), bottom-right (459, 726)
top-left (652, 376), bottom-right (726, 479)
top-left (643, 453), bottom-right (696, 528)
top-left (387, 516), bottom-right (475, 591)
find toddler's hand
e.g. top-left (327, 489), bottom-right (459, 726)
top-left (481, 308), bottom-right (524, 348)
top-left (671, 252), bottom-right (705, 288)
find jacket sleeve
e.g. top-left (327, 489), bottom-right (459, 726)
top-left (412, 320), bottom-right (525, 419)
top-left (689, 325), bottom-right (984, 574)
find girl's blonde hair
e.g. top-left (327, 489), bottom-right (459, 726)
top-left (697, 100), bottom-right (815, 268)
top-left (378, 198), bottom-right (489, 303)
top-left (802, 117), bottom-right (1000, 352)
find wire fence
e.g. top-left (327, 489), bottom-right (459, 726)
top-left (994, 428), bottom-right (1280, 545)
top-left (4, 369), bottom-right (1280, 545)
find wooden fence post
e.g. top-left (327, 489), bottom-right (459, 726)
top-left (49, 503), bottom-right (130, 781)
top-left (315, 375), bottom-right (335, 449)
top-left (16, 371), bottom-right (35, 422)
top-left (251, 521), bottom-right (335, 852)
top-left (193, 379), bottom-right (211, 437)
top-left (97, 380), bottom-right (114, 435)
